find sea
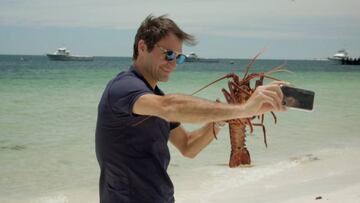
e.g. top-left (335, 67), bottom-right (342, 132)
top-left (1, 55), bottom-right (360, 203)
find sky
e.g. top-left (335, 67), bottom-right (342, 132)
top-left (0, 0), bottom-right (359, 59)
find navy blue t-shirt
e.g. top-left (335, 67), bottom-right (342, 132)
top-left (95, 66), bottom-right (180, 203)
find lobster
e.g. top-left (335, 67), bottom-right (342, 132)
top-left (192, 52), bottom-right (288, 167)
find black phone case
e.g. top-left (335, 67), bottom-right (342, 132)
top-left (281, 86), bottom-right (315, 111)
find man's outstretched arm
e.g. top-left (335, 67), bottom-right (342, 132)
top-left (132, 82), bottom-right (287, 123)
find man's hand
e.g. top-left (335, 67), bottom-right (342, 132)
top-left (242, 81), bottom-right (288, 117)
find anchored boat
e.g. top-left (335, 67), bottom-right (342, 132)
top-left (327, 49), bottom-right (348, 62)
top-left (185, 52), bottom-right (219, 63)
top-left (46, 48), bottom-right (94, 61)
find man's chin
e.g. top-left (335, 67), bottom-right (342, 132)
top-left (158, 76), bottom-right (170, 82)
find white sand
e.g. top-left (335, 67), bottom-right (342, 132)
top-left (27, 148), bottom-right (360, 203)
top-left (205, 148), bottom-right (360, 203)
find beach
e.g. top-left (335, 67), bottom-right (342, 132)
top-left (21, 147), bottom-right (360, 203)
top-left (205, 147), bottom-right (360, 203)
top-left (1, 55), bottom-right (360, 202)
top-left (17, 147), bottom-right (360, 203)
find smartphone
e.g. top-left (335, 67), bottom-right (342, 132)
top-left (280, 86), bottom-right (315, 111)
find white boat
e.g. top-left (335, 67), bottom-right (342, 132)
top-left (327, 49), bottom-right (348, 61)
top-left (46, 48), bottom-right (94, 61)
top-left (185, 52), bottom-right (219, 63)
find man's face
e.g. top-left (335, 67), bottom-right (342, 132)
top-left (144, 32), bottom-right (183, 83)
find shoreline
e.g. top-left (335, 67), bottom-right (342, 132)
top-left (6, 147), bottom-right (360, 203)
top-left (203, 147), bottom-right (360, 203)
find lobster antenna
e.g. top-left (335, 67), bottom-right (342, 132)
top-left (263, 75), bottom-right (282, 81)
top-left (191, 74), bottom-right (230, 95)
top-left (131, 116), bottom-right (152, 126)
top-left (243, 48), bottom-right (267, 79)
top-left (264, 62), bottom-right (295, 76)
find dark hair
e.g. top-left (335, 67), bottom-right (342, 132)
top-left (132, 14), bottom-right (197, 60)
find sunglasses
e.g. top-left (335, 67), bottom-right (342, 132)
top-left (156, 45), bottom-right (187, 64)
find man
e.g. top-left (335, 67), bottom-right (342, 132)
top-left (95, 15), bottom-right (286, 203)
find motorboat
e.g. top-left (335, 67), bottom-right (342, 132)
top-left (185, 52), bottom-right (219, 63)
top-left (327, 49), bottom-right (348, 61)
top-left (46, 48), bottom-right (94, 61)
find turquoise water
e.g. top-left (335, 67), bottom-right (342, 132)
top-left (1, 55), bottom-right (360, 202)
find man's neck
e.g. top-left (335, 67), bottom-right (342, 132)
top-left (133, 60), bottom-right (157, 89)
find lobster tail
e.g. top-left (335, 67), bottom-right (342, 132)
top-left (229, 147), bottom-right (251, 167)
top-left (228, 122), bottom-right (251, 167)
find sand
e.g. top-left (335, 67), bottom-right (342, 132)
top-left (206, 147), bottom-right (360, 203)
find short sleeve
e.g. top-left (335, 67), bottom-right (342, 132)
top-left (170, 122), bottom-right (181, 130)
top-left (108, 75), bottom-right (152, 116)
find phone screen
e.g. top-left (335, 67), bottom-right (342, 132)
top-left (280, 86), bottom-right (315, 111)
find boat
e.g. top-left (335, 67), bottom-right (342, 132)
top-left (327, 49), bottom-right (360, 65)
top-left (327, 49), bottom-right (348, 61)
top-left (185, 52), bottom-right (219, 63)
top-left (46, 48), bottom-right (94, 61)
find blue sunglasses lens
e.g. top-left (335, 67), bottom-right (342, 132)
top-left (176, 54), bottom-right (186, 64)
top-left (165, 51), bottom-right (186, 64)
top-left (165, 51), bottom-right (176, 61)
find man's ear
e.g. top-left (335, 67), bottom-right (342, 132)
top-left (138, 39), bottom-right (148, 55)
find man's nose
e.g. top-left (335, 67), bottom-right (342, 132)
top-left (168, 59), bottom-right (177, 68)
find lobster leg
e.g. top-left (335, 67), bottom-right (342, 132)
top-left (252, 123), bottom-right (268, 148)
top-left (270, 111), bottom-right (277, 124)
top-left (221, 88), bottom-right (236, 104)
top-left (246, 118), bottom-right (254, 133)
top-left (228, 81), bottom-right (238, 102)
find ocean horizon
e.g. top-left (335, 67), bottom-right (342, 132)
top-left (0, 53), bottom-right (337, 61)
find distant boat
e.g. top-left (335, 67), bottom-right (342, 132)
top-left (185, 52), bottom-right (219, 63)
top-left (327, 49), bottom-right (360, 65)
top-left (46, 48), bottom-right (94, 61)
top-left (327, 49), bottom-right (348, 61)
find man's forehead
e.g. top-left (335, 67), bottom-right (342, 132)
top-left (158, 33), bottom-right (183, 51)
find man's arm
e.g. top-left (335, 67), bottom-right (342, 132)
top-left (169, 123), bottom-right (222, 158)
top-left (132, 83), bottom-right (286, 123)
